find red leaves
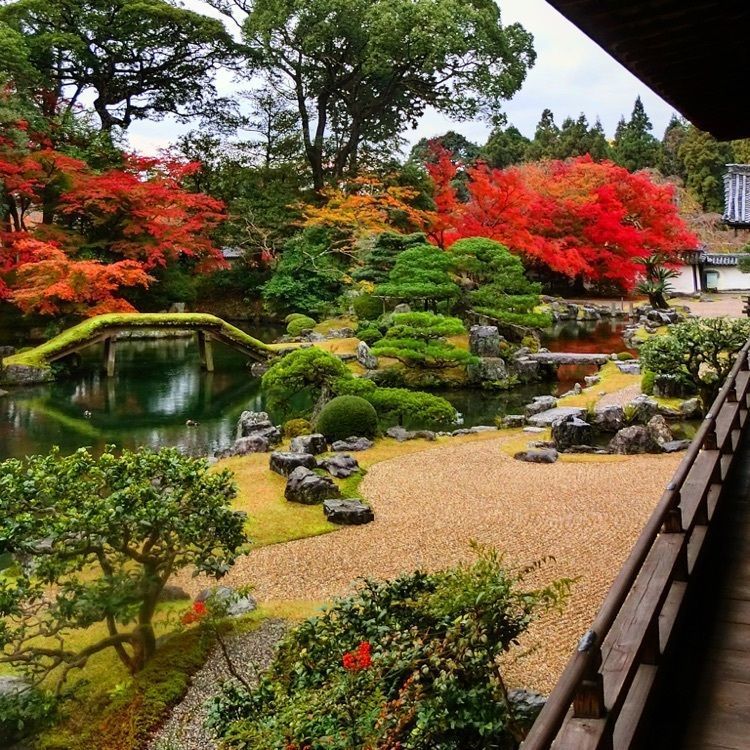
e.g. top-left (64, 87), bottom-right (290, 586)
top-left (10, 237), bottom-right (152, 316)
top-left (342, 641), bottom-right (373, 671)
top-left (428, 154), bottom-right (698, 291)
top-left (181, 600), bottom-right (208, 625)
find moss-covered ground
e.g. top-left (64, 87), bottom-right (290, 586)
top-left (557, 361), bottom-right (641, 409)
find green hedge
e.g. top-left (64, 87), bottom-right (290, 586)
top-left (287, 316), bottom-right (317, 336)
top-left (315, 395), bottom-right (378, 441)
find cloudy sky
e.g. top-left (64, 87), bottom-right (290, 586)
top-left (128, 0), bottom-right (678, 154)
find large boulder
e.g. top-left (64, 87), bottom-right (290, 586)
top-left (501, 414), bottom-right (526, 428)
top-left (323, 499), bottom-right (374, 525)
top-left (319, 454), bottom-right (360, 478)
top-left (680, 398), bottom-right (702, 420)
top-left (592, 405), bottom-right (626, 433)
top-left (514, 448), bottom-right (559, 464)
top-left (217, 434), bottom-right (269, 458)
top-left (356, 341), bottom-right (378, 370)
top-left (527, 406), bottom-right (585, 427)
top-left (647, 415), bottom-right (673, 446)
top-left (289, 433), bottom-right (328, 455)
top-left (608, 425), bottom-right (661, 455)
top-left (469, 325), bottom-right (502, 357)
top-left (270, 451), bottom-right (318, 477)
top-left (393, 303), bottom-right (411, 314)
top-left (468, 357), bottom-right (508, 385)
top-left (237, 410), bottom-right (282, 447)
top-left (552, 414), bottom-right (593, 450)
top-left (331, 436), bottom-right (374, 452)
top-left (385, 426), bottom-right (412, 442)
top-left (625, 396), bottom-right (658, 425)
top-left (285, 466), bottom-right (341, 504)
top-left (525, 395), bottom-right (558, 417)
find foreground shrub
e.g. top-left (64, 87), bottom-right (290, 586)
top-left (207, 548), bottom-right (569, 750)
top-left (315, 395), bottom-right (378, 440)
top-left (0, 447), bottom-right (247, 682)
top-left (287, 315), bottom-right (316, 336)
top-left (0, 686), bottom-right (56, 745)
top-left (639, 317), bottom-right (750, 403)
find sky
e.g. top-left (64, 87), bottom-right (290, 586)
top-left (127, 0), bottom-right (678, 155)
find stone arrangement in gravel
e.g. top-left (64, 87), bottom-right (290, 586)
top-left (284, 466), bottom-right (340, 504)
top-left (215, 411), bottom-right (283, 458)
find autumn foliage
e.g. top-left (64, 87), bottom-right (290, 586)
top-left (428, 149), bottom-right (698, 291)
top-left (1, 111), bottom-right (225, 316)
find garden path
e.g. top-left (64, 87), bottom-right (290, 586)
top-left (176, 435), bottom-right (680, 692)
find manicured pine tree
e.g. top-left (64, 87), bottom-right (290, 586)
top-left (353, 231), bottom-right (428, 284)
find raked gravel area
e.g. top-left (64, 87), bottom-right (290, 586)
top-left (148, 619), bottom-right (288, 750)
top-left (176, 435), bottom-right (680, 693)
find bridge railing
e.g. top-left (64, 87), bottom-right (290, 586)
top-left (521, 338), bottom-right (750, 750)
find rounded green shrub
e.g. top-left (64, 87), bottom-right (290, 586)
top-left (617, 351), bottom-right (635, 361)
top-left (357, 326), bottom-right (383, 346)
top-left (287, 315), bottom-right (316, 336)
top-left (283, 418), bottom-right (312, 438)
top-left (352, 294), bottom-right (383, 321)
top-left (641, 369), bottom-right (656, 395)
top-left (315, 395), bottom-right (379, 441)
top-left (285, 313), bottom-right (307, 324)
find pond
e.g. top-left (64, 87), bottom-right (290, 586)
top-left (0, 320), bottom-right (632, 460)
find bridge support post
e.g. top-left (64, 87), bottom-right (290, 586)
top-left (197, 331), bottom-right (214, 372)
top-left (103, 336), bottom-right (116, 377)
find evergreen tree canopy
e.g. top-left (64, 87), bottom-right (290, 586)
top-left (354, 231), bottom-right (428, 284)
top-left (481, 125), bottom-right (530, 168)
top-left (525, 108), bottom-right (559, 161)
top-left (612, 96), bottom-right (661, 171)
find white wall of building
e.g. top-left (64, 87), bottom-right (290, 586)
top-left (672, 264), bottom-right (750, 294)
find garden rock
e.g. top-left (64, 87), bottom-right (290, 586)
top-left (469, 325), bottom-right (502, 357)
top-left (356, 341), bottom-right (378, 369)
top-left (593, 405), bottom-right (626, 433)
top-left (680, 398), bottom-right (702, 419)
top-left (508, 689), bottom-right (546, 729)
top-left (285, 466), bottom-right (341, 504)
top-left (270, 451), bottom-right (318, 477)
top-left (551, 414), bottom-right (593, 450)
top-left (625, 395), bottom-right (658, 425)
top-left (584, 374), bottom-right (601, 387)
top-left (616, 361), bottom-right (641, 374)
top-left (514, 448), bottom-right (558, 464)
top-left (525, 395), bottom-right (558, 417)
top-left (647, 415), bottom-right (673, 446)
top-left (195, 585), bottom-right (257, 617)
top-left (237, 410), bottom-right (282, 447)
top-left (323, 499), bottom-right (374, 525)
top-left (608, 425), bottom-right (660, 455)
top-left (393, 303), bottom-right (411, 314)
top-left (319, 454), bottom-right (359, 478)
top-left (0, 675), bottom-right (30, 697)
top-left (523, 426), bottom-right (546, 433)
top-left (527, 406), bottom-right (585, 427)
top-left (218, 434), bottom-right (269, 457)
top-left (331, 436), bottom-right (374, 451)
top-left (289, 433), bottom-right (328, 455)
top-left (468, 357), bottom-right (507, 385)
top-left (661, 439), bottom-right (691, 453)
top-left (502, 414), bottom-right (526, 428)
top-left (386, 426), bottom-right (412, 441)
top-left (249, 362), bottom-right (269, 377)
top-left (412, 430), bottom-right (437, 441)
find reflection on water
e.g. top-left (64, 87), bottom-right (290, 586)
top-left (0, 319), bottom-right (634, 460)
top-left (543, 319), bottom-right (633, 354)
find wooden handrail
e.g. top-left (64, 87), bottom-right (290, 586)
top-left (522, 338), bottom-right (750, 750)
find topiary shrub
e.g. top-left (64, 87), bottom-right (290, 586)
top-left (357, 326), bottom-right (383, 346)
top-left (285, 313), bottom-right (307, 324)
top-left (617, 351), bottom-right (634, 360)
top-left (283, 418), bottom-right (312, 438)
top-left (287, 315), bottom-right (316, 336)
top-left (352, 294), bottom-right (383, 321)
top-left (315, 395), bottom-right (378, 441)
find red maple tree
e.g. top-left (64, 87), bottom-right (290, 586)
top-left (428, 152), bottom-right (697, 291)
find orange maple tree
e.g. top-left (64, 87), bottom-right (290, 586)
top-left (428, 150), bottom-right (698, 291)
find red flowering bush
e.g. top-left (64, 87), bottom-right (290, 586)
top-left (181, 600), bottom-right (208, 626)
top-left (342, 641), bottom-right (372, 672)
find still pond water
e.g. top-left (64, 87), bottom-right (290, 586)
top-left (0, 319), bottom-right (628, 460)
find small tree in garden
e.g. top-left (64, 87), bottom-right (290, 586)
top-left (0, 447), bottom-right (247, 686)
top-left (376, 244), bottom-right (460, 311)
top-left (353, 231), bottom-right (428, 284)
top-left (370, 312), bottom-right (476, 369)
top-left (640, 318), bottom-right (750, 404)
top-left (634, 253), bottom-right (679, 309)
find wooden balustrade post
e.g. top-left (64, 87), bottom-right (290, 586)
top-left (103, 336), bottom-right (116, 377)
top-left (702, 418), bottom-right (718, 450)
top-left (197, 331), bottom-right (214, 372)
top-left (573, 631), bottom-right (607, 719)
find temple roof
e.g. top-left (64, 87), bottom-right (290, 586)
top-left (546, 1), bottom-right (750, 140)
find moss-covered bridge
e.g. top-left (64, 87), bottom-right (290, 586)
top-left (1, 313), bottom-right (275, 383)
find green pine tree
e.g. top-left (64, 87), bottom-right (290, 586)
top-left (526, 109), bottom-right (560, 161)
top-left (482, 125), bottom-right (530, 168)
top-left (354, 231), bottom-right (428, 284)
top-left (659, 115), bottom-right (689, 179)
top-left (613, 96), bottom-right (661, 171)
top-left (678, 126), bottom-right (733, 212)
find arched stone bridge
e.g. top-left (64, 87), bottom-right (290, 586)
top-left (1, 313), bottom-right (273, 383)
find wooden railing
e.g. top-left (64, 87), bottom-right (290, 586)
top-left (522, 339), bottom-right (750, 750)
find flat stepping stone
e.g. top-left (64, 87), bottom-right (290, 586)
top-left (323, 499), bottom-right (374, 525)
top-left (331, 437), bottom-right (373, 451)
top-left (269, 451), bottom-right (317, 477)
top-left (527, 407), bottom-right (585, 427)
top-left (514, 448), bottom-right (559, 464)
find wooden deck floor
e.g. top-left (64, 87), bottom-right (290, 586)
top-left (647, 432), bottom-right (750, 750)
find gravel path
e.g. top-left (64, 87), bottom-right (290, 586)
top-left (148, 619), bottom-right (288, 750)
top-left (175, 435), bottom-right (680, 692)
